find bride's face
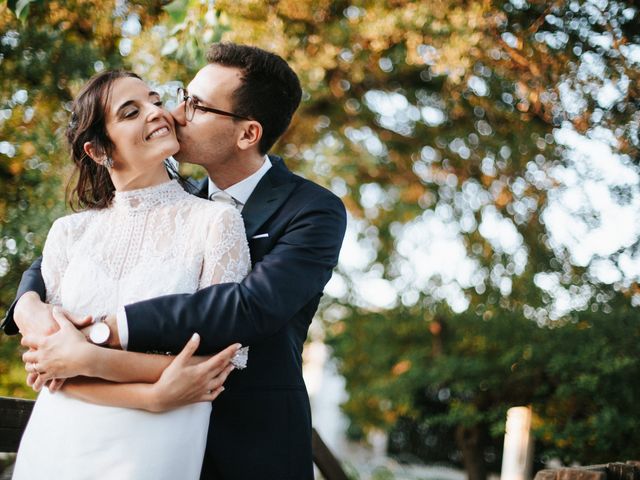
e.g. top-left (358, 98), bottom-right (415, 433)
top-left (104, 77), bottom-right (179, 171)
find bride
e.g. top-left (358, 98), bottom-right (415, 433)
top-left (12, 70), bottom-right (250, 480)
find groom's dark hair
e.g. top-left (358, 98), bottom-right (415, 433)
top-left (206, 43), bottom-right (302, 155)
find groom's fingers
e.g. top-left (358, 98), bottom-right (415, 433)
top-left (21, 334), bottom-right (44, 350)
top-left (62, 309), bottom-right (93, 328)
top-left (176, 333), bottom-right (201, 364)
top-left (22, 350), bottom-right (38, 364)
top-left (52, 307), bottom-right (74, 330)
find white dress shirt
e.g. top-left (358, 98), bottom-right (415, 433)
top-left (116, 155), bottom-right (272, 349)
top-left (208, 155), bottom-right (272, 212)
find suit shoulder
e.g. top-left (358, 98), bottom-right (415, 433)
top-left (289, 173), bottom-right (343, 205)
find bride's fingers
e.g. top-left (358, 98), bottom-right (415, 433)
top-left (175, 333), bottom-right (200, 364)
top-left (201, 386), bottom-right (225, 402)
top-left (199, 358), bottom-right (233, 380)
top-left (48, 378), bottom-right (66, 393)
top-left (206, 365), bottom-right (233, 391)
top-left (200, 343), bottom-right (241, 372)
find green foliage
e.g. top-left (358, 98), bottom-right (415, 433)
top-left (6, 0), bottom-right (40, 22)
top-left (327, 295), bottom-right (640, 468)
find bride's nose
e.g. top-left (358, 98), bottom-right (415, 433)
top-left (146, 103), bottom-right (165, 123)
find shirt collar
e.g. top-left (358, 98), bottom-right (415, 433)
top-left (208, 155), bottom-right (272, 208)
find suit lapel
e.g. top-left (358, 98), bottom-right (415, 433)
top-left (241, 156), bottom-right (297, 239)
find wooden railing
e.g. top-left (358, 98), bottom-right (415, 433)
top-left (534, 462), bottom-right (640, 480)
top-left (0, 396), bottom-right (349, 480)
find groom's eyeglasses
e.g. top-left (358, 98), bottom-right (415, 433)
top-left (177, 88), bottom-right (250, 122)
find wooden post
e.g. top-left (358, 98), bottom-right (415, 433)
top-left (501, 406), bottom-right (534, 480)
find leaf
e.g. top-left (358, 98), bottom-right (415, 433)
top-left (14, 0), bottom-right (37, 22)
top-left (162, 0), bottom-right (189, 25)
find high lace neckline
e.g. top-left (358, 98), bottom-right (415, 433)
top-left (113, 180), bottom-right (185, 212)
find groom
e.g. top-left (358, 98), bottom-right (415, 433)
top-left (3, 43), bottom-right (347, 479)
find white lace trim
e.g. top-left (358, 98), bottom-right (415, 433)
top-left (113, 180), bottom-right (184, 212)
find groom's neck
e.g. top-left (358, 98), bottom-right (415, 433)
top-left (205, 151), bottom-right (265, 190)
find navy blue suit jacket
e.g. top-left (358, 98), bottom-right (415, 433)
top-left (2, 156), bottom-right (347, 480)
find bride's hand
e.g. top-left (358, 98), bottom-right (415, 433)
top-left (21, 307), bottom-right (95, 381)
top-left (151, 333), bottom-right (240, 412)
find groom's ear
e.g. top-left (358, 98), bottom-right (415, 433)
top-left (236, 121), bottom-right (262, 151)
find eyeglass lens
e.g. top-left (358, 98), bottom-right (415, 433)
top-left (178, 88), bottom-right (195, 121)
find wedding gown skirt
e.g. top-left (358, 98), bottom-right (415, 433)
top-left (12, 181), bottom-right (250, 480)
top-left (14, 389), bottom-right (211, 479)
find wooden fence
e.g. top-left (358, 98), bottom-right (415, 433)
top-left (534, 462), bottom-right (640, 480)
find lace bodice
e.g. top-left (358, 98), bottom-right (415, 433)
top-left (41, 180), bottom-right (250, 317)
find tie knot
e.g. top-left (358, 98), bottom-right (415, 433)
top-left (209, 190), bottom-right (237, 207)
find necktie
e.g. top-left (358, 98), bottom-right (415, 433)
top-left (209, 190), bottom-right (238, 208)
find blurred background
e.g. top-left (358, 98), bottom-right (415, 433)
top-left (1, 0), bottom-right (639, 479)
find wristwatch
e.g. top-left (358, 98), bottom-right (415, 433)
top-left (88, 315), bottom-right (111, 345)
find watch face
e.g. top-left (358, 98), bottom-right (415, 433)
top-left (89, 322), bottom-right (110, 345)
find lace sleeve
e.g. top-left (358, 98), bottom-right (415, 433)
top-left (41, 218), bottom-right (70, 306)
top-left (199, 206), bottom-right (251, 288)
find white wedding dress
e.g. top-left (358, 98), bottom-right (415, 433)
top-left (13, 180), bottom-right (250, 480)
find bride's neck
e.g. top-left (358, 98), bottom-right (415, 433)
top-left (110, 163), bottom-right (170, 192)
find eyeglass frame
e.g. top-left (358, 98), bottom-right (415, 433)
top-left (177, 87), bottom-right (251, 122)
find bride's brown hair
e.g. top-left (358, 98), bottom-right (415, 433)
top-left (65, 70), bottom-right (141, 210)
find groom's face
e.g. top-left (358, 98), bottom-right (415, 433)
top-left (171, 64), bottom-right (244, 169)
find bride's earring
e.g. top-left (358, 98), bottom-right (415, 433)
top-left (103, 156), bottom-right (113, 169)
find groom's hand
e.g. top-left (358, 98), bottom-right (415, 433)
top-left (14, 292), bottom-right (58, 337)
top-left (150, 334), bottom-right (239, 412)
top-left (22, 307), bottom-right (94, 382)
top-left (16, 294), bottom-right (71, 391)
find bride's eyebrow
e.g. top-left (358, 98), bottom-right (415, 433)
top-left (116, 100), bottom-right (136, 113)
top-left (115, 92), bottom-right (161, 114)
